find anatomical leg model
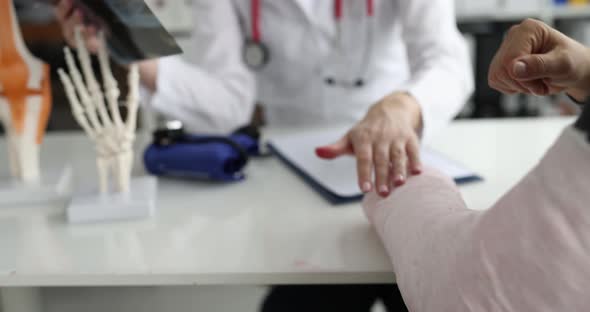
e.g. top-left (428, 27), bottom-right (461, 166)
top-left (0, 0), bottom-right (52, 184)
top-left (58, 28), bottom-right (139, 194)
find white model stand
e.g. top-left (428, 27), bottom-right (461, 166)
top-left (0, 166), bottom-right (72, 207)
top-left (59, 28), bottom-right (156, 223)
top-left (67, 176), bottom-right (157, 223)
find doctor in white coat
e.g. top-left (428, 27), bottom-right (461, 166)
top-left (56, 0), bottom-right (472, 310)
top-left (57, 0), bottom-right (472, 199)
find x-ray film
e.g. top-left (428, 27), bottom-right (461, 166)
top-left (39, 0), bottom-right (183, 64)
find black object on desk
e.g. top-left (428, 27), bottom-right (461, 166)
top-left (145, 122), bottom-right (262, 182)
top-left (566, 94), bottom-right (590, 141)
top-left (574, 104), bottom-right (590, 142)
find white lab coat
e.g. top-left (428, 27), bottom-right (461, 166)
top-left (148, 0), bottom-right (473, 141)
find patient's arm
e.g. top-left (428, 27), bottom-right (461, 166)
top-left (364, 168), bottom-right (480, 311)
top-left (364, 122), bottom-right (590, 311)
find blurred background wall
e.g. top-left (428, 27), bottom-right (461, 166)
top-left (9, 0), bottom-right (590, 133)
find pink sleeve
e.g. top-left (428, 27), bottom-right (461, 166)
top-left (364, 126), bottom-right (590, 311)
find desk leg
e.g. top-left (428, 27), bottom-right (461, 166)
top-left (0, 288), bottom-right (42, 312)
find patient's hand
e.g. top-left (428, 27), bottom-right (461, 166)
top-left (488, 19), bottom-right (590, 101)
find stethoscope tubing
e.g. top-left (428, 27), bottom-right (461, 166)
top-left (247, 0), bottom-right (375, 87)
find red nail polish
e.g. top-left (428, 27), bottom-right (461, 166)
top-left (315, 147), bottom-right (333, 159)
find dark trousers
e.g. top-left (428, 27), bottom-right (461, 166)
top-left (261, 284), bottom-right (408, 312)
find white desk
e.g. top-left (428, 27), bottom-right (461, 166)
top-left (0, 117), bottom-right (574, 309)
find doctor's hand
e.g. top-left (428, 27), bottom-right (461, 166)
top-left (55, 0), bottom-right (159, 92)
top-left (54, 0), bottom-right (101, 53)
top-left (489, 19), bottom-right (590, 101)
top-left (316, 92), bottom-right (423, 197)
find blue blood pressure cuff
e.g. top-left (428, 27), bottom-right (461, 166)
top-left (144, 126), bottom-right (260, 182)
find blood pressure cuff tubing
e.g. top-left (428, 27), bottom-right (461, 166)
top-left (143, 132), bottom-right (259, 182)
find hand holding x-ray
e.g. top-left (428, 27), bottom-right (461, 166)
top-left (52, 0), bottom-right (181, 64)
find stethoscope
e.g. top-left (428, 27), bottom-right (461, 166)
top-left (243, 0), bottom-right (375, 88)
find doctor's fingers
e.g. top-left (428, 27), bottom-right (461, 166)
top-left (372, 143), bottom-right (392, 197)
top-left (406, 137), bottom-right (422, 175)
top-left (62, 11), bottom-right (100, 53)
top-left (54, 0), bottom-right (74, 23)
top-left (315, 135), bottom-right (375, 193)
top-left (315, 136), bottom-right (353, 159)
top-left (389, 143), bottom-right (407, 188)
top-left (354, 142), bottom-right (374, 194)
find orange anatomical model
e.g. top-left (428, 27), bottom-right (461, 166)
top-left (0, 0), bottom-right (52, 183)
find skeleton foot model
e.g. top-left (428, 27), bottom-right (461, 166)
top-left (58, 28), bottom-right (139, 194)
top-left (0, 0), bottom-right (52, 184)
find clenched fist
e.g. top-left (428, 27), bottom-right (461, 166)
top-left (488, 18), bottom-right (590, 101)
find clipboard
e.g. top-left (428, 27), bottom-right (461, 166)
top-left (268, 129), bottom-right (482, 204)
